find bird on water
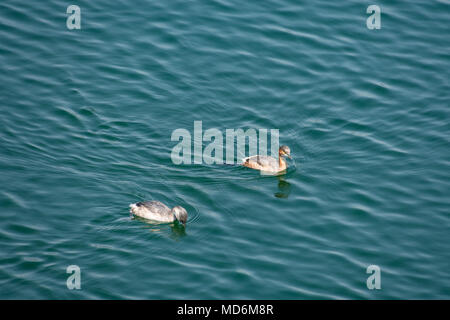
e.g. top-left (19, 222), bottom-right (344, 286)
top-left (242, 145), bottom-right (292, 173)
top-left (129, 201), bottom-right (188, 226)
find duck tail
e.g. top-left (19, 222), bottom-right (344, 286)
top-left (129, 203), bottom-right (138, 215)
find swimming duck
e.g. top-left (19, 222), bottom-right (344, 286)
top-left (129, 201), bottom-right (188, 226)
top-left (242, 145), bottom-right (291, 173)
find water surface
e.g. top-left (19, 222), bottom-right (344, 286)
top-left (0, 0), bottom-right (449, 299)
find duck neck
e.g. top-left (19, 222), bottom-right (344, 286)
top-left (171, 209), bottom-right (177, 222)
top-left (278, 152), bottom-right (285, 169)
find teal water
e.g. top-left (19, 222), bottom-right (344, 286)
top-left (0, 0), bottom-right (449, 299)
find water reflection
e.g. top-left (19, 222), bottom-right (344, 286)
top-left (169, 223), bottom-right (187, 239)
top-left (274, 175), bottom-right (291, 199)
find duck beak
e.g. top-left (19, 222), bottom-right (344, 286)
top-left (286, 154), bottom-right (292, 159)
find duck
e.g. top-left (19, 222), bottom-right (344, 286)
top-left (129, 201), bottom-right (188, 226)
top-left (242, 145), bottom-right (291, 173)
